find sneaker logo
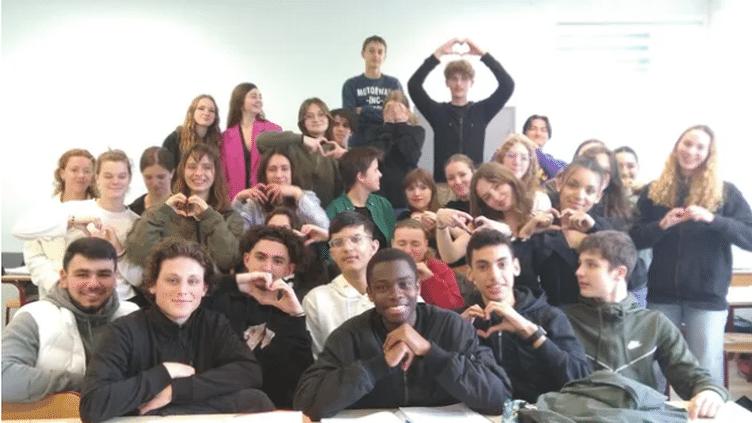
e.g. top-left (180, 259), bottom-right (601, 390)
top-left (627, 340), bottom-right (641, 350)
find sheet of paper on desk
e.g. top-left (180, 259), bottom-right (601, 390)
top-left (397, 403), bottom-right (491, 423)
top-left (4, 265), bottom-right (29, 275)
top-left (230, 411), bottom-right (303, 423)
top-left (322, 410), bottom-right (404, 423)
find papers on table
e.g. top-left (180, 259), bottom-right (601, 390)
top-left (323, 403), bottom-right (492, 423)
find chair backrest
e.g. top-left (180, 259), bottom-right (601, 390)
top-left (2, 280), bottom-right (27, 326)
top-left (1, 391), bottom-right (81, 420)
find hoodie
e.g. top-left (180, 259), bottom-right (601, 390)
top-left (563, 295), bottom-right (727, 401)
top-left (462, 287), bottom-right (591, 402)
top-left (2, 284), bottom-right (136, 402)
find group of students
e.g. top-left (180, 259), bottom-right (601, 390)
top-left (2, 33), bottom-right (752, 421)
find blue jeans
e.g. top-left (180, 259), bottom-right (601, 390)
top-left (647, 302), bottom-right (727, 386)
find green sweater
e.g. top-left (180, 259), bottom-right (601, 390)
top-left (326, 193), bottom-right (396, 245)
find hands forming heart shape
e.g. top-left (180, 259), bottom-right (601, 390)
top-left (166, 193), bottom-right (208, 217)
top-left (435, 38), bottom-right (486, 58)
top-left (461, 302), bottom-right (528, 339)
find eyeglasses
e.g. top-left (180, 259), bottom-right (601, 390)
top-left (328, 235), bottom-right (372, 249)
top-left (505, 153), bottom-right (530, 162)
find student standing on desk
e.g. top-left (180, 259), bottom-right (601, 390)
top-left (80, 238), bottom-right (274, 421)
top-left (630, 125), bottom-right (752, 386)
top-left (408, 38), bottom-right (514, 182)
top-left (294, 248), bottom-right (510, 420)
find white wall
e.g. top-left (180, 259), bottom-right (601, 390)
top-left (2, 0), bottom-right (750, 262)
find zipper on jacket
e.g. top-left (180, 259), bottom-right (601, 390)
top-left (458, 116), bottom-right (464, 154)
top-left (403, 370), bottom-right (409, 405)
top-left (673, 225), bottom-right (682, 302)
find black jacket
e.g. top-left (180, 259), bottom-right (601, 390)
top-left (462, 288), bottom-right (591, 402)
top-left (293, 303), bottom-right (511, 420)
top-left (202, 276), bottom-right (314, 408)
top-left (80, 307), bottom-right (263, 422)
top-left (367, 122), bottom-right (426, 209)
top-left (408, 53), bottom-right (514, 182)
top-left (630, 181), bottom-right (752, 310)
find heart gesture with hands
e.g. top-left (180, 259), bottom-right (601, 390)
top-left (436, 208), bottom-right (473, 233)
top-left (302, 135), bottom-right (326, 155)
top-left (68, 215), bottom-right (102, 236)
top-left (412, 211), bottom-right (437, 233)
top-left (475, 301), bottom-right (536, 339)
top-left (266, 184), bottom-right (304, 204)
top-left (383, 323), bottom-right (431, 372)
top-left (93, 224), bottom-right (124, 255)
top-left (166, 193), bottom-right (208, 218)
top-left (472, 216), bottom-right (512, 237)
top-left (519, 208), bottom-right (560, 239)
top-left (558, 209), bottom-right (595, 233)
top-left (434, 38), bottom-right (487, 59)
top-left (236, 271), bottom-right (303, 316)
top-left (660, 205), bottom-right (714, 230)
top-left (235, 185), bottom-right (269, 204)
top-left (321, 139), bottom-right (348, 160)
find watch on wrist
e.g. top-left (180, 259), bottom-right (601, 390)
top-left (526, 325), bottom-right (547, 345)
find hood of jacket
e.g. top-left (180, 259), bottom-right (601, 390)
top-left (45, 282), bottom-right (124, 345)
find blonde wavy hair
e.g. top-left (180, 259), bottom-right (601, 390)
top-left (492, 134), bottom-right (541, 196)
top-left (178, 94), bottom-right (222, 153)
top-left (648, 125), bottom-right (723, 212)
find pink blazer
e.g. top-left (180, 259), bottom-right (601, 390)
top-left (221, 120), bottom-right (282, 201)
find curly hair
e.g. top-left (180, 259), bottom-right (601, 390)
top-left (402, 168), bottom-right (440, 213)
top-left (54, 149), bottom-right (97, 200)
top-left (174, 143), bottom-right (231, 212)
top-left (648, 125), bottom-right (722, 212)
top-left (142, 237), bottom-right (216, 298)
top-left (178, 94), bottom-right (222, 153)
top-left (492, 134), bottom-right (541, 196)
top-left (226, 83), bottom-right (266, 128)
top-left (470, 162), bottom-right (533, 232)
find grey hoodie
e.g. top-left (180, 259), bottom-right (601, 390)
top-left (2, 283), bottom-right (131, 402)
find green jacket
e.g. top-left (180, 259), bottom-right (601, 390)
top-left (326, 193), bottom-right (395, 245)
top-left (562, 296), bottom-right (727, 401)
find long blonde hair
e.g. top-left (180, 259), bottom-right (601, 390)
top-left (648, 125), bottom-right (723, 212)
